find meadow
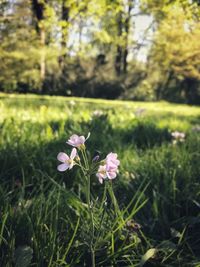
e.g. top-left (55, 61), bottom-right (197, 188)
top-left (0, 93), bottom-right (200, 267)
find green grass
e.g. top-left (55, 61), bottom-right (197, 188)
top-left (0, 93), bottom-right (200, 266)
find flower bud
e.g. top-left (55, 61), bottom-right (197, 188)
top-left (92, 155), bottom-right (100, 162)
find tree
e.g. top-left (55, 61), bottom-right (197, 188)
top-left (142, 0), bottom-right (200, 103)
top-left (0, 0), bottom-right (41, 91)
top-left (58, 0), bottom-right (69, 68)
top-left (32, 0), bottom-right (47, 87)
top-left (114, 0), bottom-right (134, 75)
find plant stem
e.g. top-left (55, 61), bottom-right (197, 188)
top-left (81, 149), bottom-right (88, 170)
top-left (86, 174), bottom-right (95, 267)
top-left (80, 148), bottom-right (95, 266)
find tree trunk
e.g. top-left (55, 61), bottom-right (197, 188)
top-left (32, 0), bottom-right (46, 90)
top-left (182, 77), bottom-right (199, 104)
top-left (59, 0), bottom-right (69, 68)
top-left (156, 70), bottom-right (173, 100)
top-left (115, 12), bottom-right (123, 76)
top-left (40, 27), bottom-right (46, 82)
top-left (123, 0), bottom-right (132, 74)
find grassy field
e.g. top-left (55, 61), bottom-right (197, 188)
top-left (0, 93), bottom-right (200, 267)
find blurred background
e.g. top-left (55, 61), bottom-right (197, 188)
top-left (0, 0), bottom-right (200, 104)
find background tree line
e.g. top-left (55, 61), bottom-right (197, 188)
top-left (0, 0), bottom-right (200, 103)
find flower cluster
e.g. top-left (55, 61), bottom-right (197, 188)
top-left (171, 131), bottom-right (185, 144)
top-left (57, 133), bottom-right (120, 183)
top-left (96, 153), bottom-right (120, 184)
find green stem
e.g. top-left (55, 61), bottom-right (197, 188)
top-left (81, 149), bottom-right (88, 170)
top-left (80, 148), bottom-right (95, 266)
top-left (86, 174), bottom-right (95, 267)
top-left (83, 148), bottom-right (89, 170)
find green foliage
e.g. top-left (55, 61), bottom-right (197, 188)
top-left (0, 1), bottom-right (40, 91)
top-left (142, 0), bottom-right (200, 103)
top-left (1, 0), bottom-right (200, 103)
top-left (0, 93), bottom-right (200, 266)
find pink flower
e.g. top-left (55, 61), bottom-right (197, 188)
top-left (96, 164), bottom-right (118, 184)
top-left (96, 152), bottom-right (120, 183)
top-left (66, 133), bottom-right (90, 148)
top-left (106, 152), bottom-right (120, 167)
top-left (171, 131), bottom-right (185, 144)
top-left (171, 131), bottom-right (185, 140)
top-left (106, 164), bottom-right (118, 179)
top-left (96, 165), bottom-right (107, 184)
top-left (57, 148), bottom-right (77, 171)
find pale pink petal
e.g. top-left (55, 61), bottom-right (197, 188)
top-left (98, 165), bottom-right (107, 178)
top-left (114, 159), bottom-right (120, 166)
top-left (68, 162), bottom-right (74, 170)
top-left (96, 172), bottom-right (104, 183)
top-left (70, 134), bottom-right (79, 140)
top-left (70, 148), bottom-right (77, 159)
top-left (78, 136), bottom-right (85, 144)
top-left (106, 161), bottom-right (118, 170)
top-left (106, 153), bottom-right (120, 167)
top-left (66, 140), bottom-right (74, 146)
top-left (57, 152), bottom-right (69, 162)
top-left (66, 134), bottom-right (79, 146)
top-left (98, 176), bottom-right (103, 184)
top-left (67, 140), bottom-right (77, 146)
top-left (66, 134), bottom-right (86, 147)
top-left (107, 171), bottom-right (117, 179)
top-left (97, 172), bottom-right (104, 179)
top-left (96, 172), bottom-right (100, 179)
top-left (57, 163), bottom-right (69, 172)
top-left (106, 152), bottom-right (117, 160)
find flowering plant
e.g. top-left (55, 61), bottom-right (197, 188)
top-left (57, 133), bottom-right (120, 266)
top-left (171, 131), bottom-right (185, 144)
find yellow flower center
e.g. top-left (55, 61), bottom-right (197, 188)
top-left (100, 169), bottom-right (106, 175)
top-left (66, 159), bottom-right (73, 164)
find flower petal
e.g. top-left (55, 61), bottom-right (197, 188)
top-left (66, 134), bottom-right (79, 146)
top-left (57, 152), bottom-right (69, 162)
top-left (107, 171), bottom-right (117, 179)
top-left (106, 152), bottom-right (117, 160)
top-left (79, 136), bottom-right (85, 144)
top-left (57, 163), bottom-right (69, 172)
top-left (98, 176), bottom-right (103, 184)
top-left (70, 134), bottom-right (79, 140)
top-left (66, 140), bottom-right (75, 146)
top-left (106, 162), bottom-right (118, 170)
top-left (68, 163), bottom-right (73, 169)
top-left (70, 148), bottom-right (77, 159)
